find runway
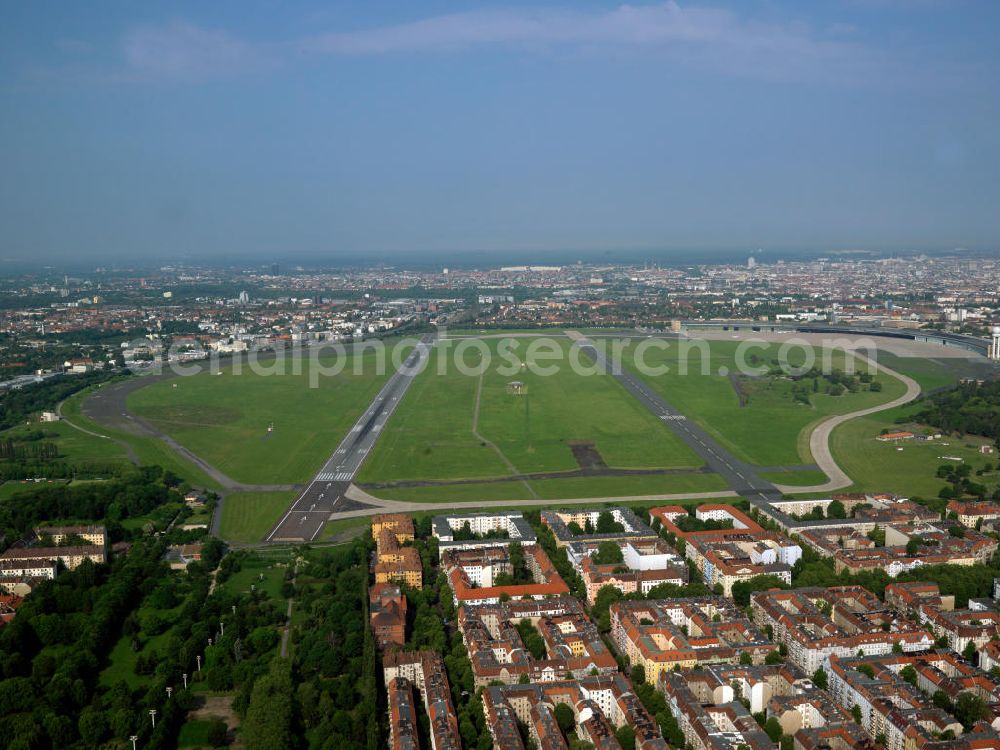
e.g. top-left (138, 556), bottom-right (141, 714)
top-left (576, 338), bottom-right (783, 510)
top-left (263, 334), bottom-right (435, 542)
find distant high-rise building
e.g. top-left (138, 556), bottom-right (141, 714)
top-left (747, 256), bottom-right (757, 269)
top-left (238, 290), bottom-right (249, 305)
top-left (270, 263), bottom-right (279, 275)
top-left (990, 326), bottom-right (1000, 361)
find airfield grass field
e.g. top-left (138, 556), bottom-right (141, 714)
top-left (617, 339), bottom-right (908, 468)
top-left (358, 337), bottom-right (704, 485)
top-left (127, 348), bottom-right (402, 484)
top-left (61, 389), bottom-right (225, 490)
top-left (829, 403), bottom-right (1000, 498)
top-left (218, 490), bottom-right (298, 544)
top-left (368, 471), bottom-right (730, 503)
top-left (1, 417), bottom-right (132, 466)
top-left (870, 351), bottom-right (991, 393)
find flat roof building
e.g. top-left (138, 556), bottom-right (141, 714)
top-left (432, 512), bottom-right (536, 554)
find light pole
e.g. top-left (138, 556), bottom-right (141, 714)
top-left (182, 673), bottom-right (188, 689)
top-left (166, 686), bottom-right (173, 700)
top-left (232, 604), bottom-right (236, 615)
top-left (130, 736), bottom-right (138, 750)
top-left (149, 709), bottom-right (157, 729)
top-left (196, 655), bottom-right (202, 672)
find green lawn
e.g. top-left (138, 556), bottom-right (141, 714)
top-left (758, 469), bottom-right (831, 486)
top-left (0, 480), bottom-right (65, 500)
top-left (359, 337), bottom-right (702, 483)
top-left (1, 418), bottom-right (131, 466)
top-left (619, 340), bottom-right (907, 468)
top-left (368, 471), bottom-right (729, 503)
top-left (177, 720), bottom-right (219, 749)
top-left (829, 407), bottom-right (999, 497)
top-left (127, 349), bottom-right (401, 484)
top-left (319, 515), bottom-right (373, 541)
top-left (120, 501), bottom-right (185, 532)
top-left (218, 556), bottom-right (287, 600)
top-left (218, 490), bottom-right (297, 543)
top-left (100, 582), bottom-right (195, 689)
top-left (871, 351), bottom-right (990, 394)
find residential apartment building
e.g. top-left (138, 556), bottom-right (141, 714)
top-left (432, 512), bottom-right (536, 554)
top-left (442, 544), bottom-right (568, 606)
top-left (541, 507), bottom-right (658, 547)
top-left (885, 581), bottom-right (1000, 654)
top-left (611, 597), bottom-right (775, 680)
top-left (750, 586), bottom-right (933, 674)
top-left (370, 582), bottom-right (407, 649)
top-left (458, 596), bottom-right (617, 687)
top-left (564, 538), bottom-right (688, 603)
top-left (685, 531), bottom-right (801, 597)
top-left (827, 652), bottom-right (1000, 750)
top-left (482, 675), bottom-right (667, 750)
top-left (660, 670), bottom-right (773, 750)
top-left (33, 524), bottom-right (107, 547)
top-left (383, 652), bottom-right (461, 750)
top-left (0, 545), bottom-right (106, 571)
top-left (375, 516), bottom-right (422, 590)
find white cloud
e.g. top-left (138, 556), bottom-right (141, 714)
top-left (105, 2), bottom-right (928, 86)
top-left (298, 2), bottom-right (873, 82)
top-left (122, 21), bottom-right (267, 78)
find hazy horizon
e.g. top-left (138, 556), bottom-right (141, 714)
top-left (3, 1), bottom-right (1000, 265)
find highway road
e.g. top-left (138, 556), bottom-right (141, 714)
top-left (264, 334), bottom-right (435, 542)
top-left (576, 338), bottom-right (783, 509)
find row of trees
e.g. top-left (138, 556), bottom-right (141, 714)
top-left (916, 379), bottom-right (1000, 442)
top-left (0, 370), bottom-right (117, 431)
top-left (0, 464), bottom-right (181, 549)
top-left (290, 539), bottom-right (379, 750)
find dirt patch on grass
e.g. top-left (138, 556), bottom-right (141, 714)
top-left (189, 695), bottom-right (242, 749)
top-left (568, 442), bottom-right (608, 471)
top-left (728, 373), bottom-right (750, 407)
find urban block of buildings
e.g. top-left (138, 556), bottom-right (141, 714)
top-left (651, 504), bottom-right (802, 596)
top-left (432, 511), bottom-right (537, 554)
top-left (459, 596), bottom-right (618, 687)
top-left (482, 674), bottom-right (668, 750)
top-left (442, 543), bottom-right (568, 606)
top-left (885, 581), bottom-right (1000, 655)
top-left (565, 537), bottom-right (688, 604)
top-left (946, 500), bottom-right (1000, 529)
top-left (751, 586), bottom-right (934, 673)
top-left (827, 651), bottom-right (1000, 750)
top-left (541, 507), bottom-right (658, 547)
top-left (808, 520), bottom-right (998, 578)
top-left (374, 513), bottom-right (423, 590)
top-left (611, 597), bottom-right (777, 679)
top-left (383, 651), bottom-right (461, 750)
top-left (370, 581), bottom-right (407, 649)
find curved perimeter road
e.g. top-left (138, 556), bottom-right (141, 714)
top-left (774, 351), bottom-right (922, 494)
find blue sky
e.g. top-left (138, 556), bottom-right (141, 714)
top-left (2, 1), bottom-right (999, 266)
